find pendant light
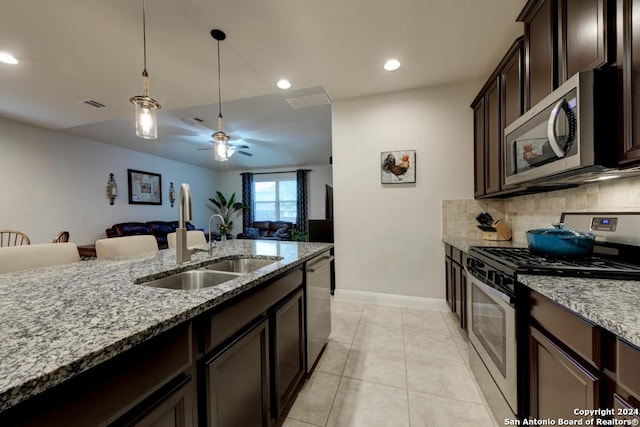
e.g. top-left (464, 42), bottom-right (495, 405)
top-left (211, 29), bottom-right (231, 161)
top-left (130, 0), bottom-right (161, 139)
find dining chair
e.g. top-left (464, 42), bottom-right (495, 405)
top-left (0, 243), bottom-right (80, 273)
top-left (52, 231), bottom-right (70, 243)
top-left (94, 235), bottom-right (159, 260)
top-left (0, 230), bottom-right (31, 247)
top-left (166, 230), bottom-right (207, 249)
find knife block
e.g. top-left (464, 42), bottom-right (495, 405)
top-left (482, 220), bottom-right (512, 241)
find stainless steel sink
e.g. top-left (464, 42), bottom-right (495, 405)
top-left (204, 257), bottom-right (280, 273)
top-left (138, 270), bottom-right (240, 290)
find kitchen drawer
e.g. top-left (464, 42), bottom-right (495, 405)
top-left (529, 291), bottom-right (601, 369)
top-left (205, 267), bottom-right (303, 353)
top-left (617, 339), bottom-right (640, 401)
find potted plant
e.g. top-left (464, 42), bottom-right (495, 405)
top-left (207, 191), bottom-right (250, 239)
top-left (291, 230), bottom-right (308, 242)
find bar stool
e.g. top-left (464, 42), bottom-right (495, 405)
top-left (94, 235), bottom-right (159, 260)
top-left (0, 243), bottom-right (80, 273)
top-left (167, 230), bottom-right (207, 249)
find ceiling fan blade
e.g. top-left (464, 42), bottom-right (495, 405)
top-left (228, 144), bottom-right (250, 149)
top-left (197, 147), bottom-right (214, 151)
top-left (235, 150), bottom-right (253, 157)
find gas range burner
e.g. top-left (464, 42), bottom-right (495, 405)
top-left (470, 246), bottom-right (640, 280)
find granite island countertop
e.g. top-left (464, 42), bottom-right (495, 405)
top-left (443, 237), bottom-right (640, 349)
top-left (0, 239), bottom-right (333, 412)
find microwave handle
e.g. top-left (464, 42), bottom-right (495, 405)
top-left (547, 99), bottom-right (567, 158)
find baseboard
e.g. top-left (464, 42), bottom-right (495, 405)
top-left (333, 289), bottom-right (448, 312)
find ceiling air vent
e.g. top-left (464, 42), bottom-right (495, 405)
top-left (80, 99), bottom-right (108, 109)
top-left (286, 92), bottom-right (332, 110)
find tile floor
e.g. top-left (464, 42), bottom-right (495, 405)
top-left (284, 298), bottom-right (499, 427)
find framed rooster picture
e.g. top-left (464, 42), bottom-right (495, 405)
top-left (381, 150), bottom-right (416, 184)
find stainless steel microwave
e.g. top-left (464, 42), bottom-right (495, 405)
top-left (504, 70), bottom-right (618, 187)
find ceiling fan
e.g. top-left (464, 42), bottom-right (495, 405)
top-left (197, 141), bottom-right (253, 157)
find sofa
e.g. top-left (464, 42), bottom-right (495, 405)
top-left (105, 221), bottom-right (197, 249)
top-left (236, 221), bottom-right (296, 241)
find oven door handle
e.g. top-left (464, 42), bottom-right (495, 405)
top-left (470, 275), bottom-right (514, 306)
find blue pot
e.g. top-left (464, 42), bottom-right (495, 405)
top-left (526, 228), bottom-right (595, 257)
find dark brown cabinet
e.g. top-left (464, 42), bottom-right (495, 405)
top-left (613, 394), bottom-right (640, 423)
top-left (614, 337), bottom-right (640, 419)
top-left (519, 0), bottom-right (612, 110)
top-left (473, 99), bottom-right (486, 198)
top-left (445, 255), bottom-right (454, 310)
top-left (444, 244), bottom-right (466, 330)
top-left (452, 260), bottom-right (465, 327)
top-left (523, 289), bottom-right (640, 420)
top-left (502, 43), bottom-right (524, 129)
top-left (204, 318), bottom-right (271, 427)
top-left (485, 79), bottom-right (502, 194)
top-left (202, 267), bottom-right (304, 427)
top-left (562, 0), bottom-right (611, 80)
top-left (471, 38), bottom-right (524, 198)
top-left (529, 325), bottom-right (600, 420)
top-left (521, 0), bottom-right (555, 109)
top-left (618, 0), bottom-right (640, 163)
top-left (130, 378), bottom-right (194, 427)
top-left (272, 289), bottom-right (305, 421)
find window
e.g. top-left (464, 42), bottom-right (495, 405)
top-left (254, 178), bottom-right (297, 222)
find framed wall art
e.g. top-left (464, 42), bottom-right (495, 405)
top-left (381, 150), bottom-right (416, 184)
top-left (128, 169), bottom-right (162, 205)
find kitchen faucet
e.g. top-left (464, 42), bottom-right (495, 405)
top-left (207, 213), bottom-right (225, 256)
top-left (176, 183), bottom-right (209, 264)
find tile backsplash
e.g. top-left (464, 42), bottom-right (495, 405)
top-left (443, 175), bottom-right (640, 243)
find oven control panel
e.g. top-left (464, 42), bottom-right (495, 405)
top-left (591, 217), bottom-right (618, 232)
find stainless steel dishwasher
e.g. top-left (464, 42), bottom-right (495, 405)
top-left (305, 250), bottom-right (333, 373)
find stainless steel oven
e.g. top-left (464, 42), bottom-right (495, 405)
top-left (465, 212), bottom-right (640, 421)
top-left (466, 258), bottom-right (518, 419)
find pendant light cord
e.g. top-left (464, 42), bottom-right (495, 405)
top-left (217, 38), bottom-right (222, 119)
top-left (142, 0), bottom-right (148, 75)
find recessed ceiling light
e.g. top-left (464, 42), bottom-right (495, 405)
top-left (277, 79), bottom-right (292, 90)
top-left (384, 59), bottom-right (400, 71)
top-left (0, 52), bottom-right (18, 65)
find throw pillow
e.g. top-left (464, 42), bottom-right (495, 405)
top-left (245, 227), bottom-right (260, 238)
top-left (273, 227), bottom-right (288, 238)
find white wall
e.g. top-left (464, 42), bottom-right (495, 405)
top-left (218, 164), bottom-right (333, 234)
top-left (0, 117), bottom-right (219, 245)
top-left (332, 82), bottom-right (477, 300)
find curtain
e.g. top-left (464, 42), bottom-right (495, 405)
top-left (241, 172), bottom-right (254, 230)
top-left (296, 169), bottom-right (310, 233)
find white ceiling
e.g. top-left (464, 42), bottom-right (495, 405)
top-left (0, 0), bottom-right (526, 171)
